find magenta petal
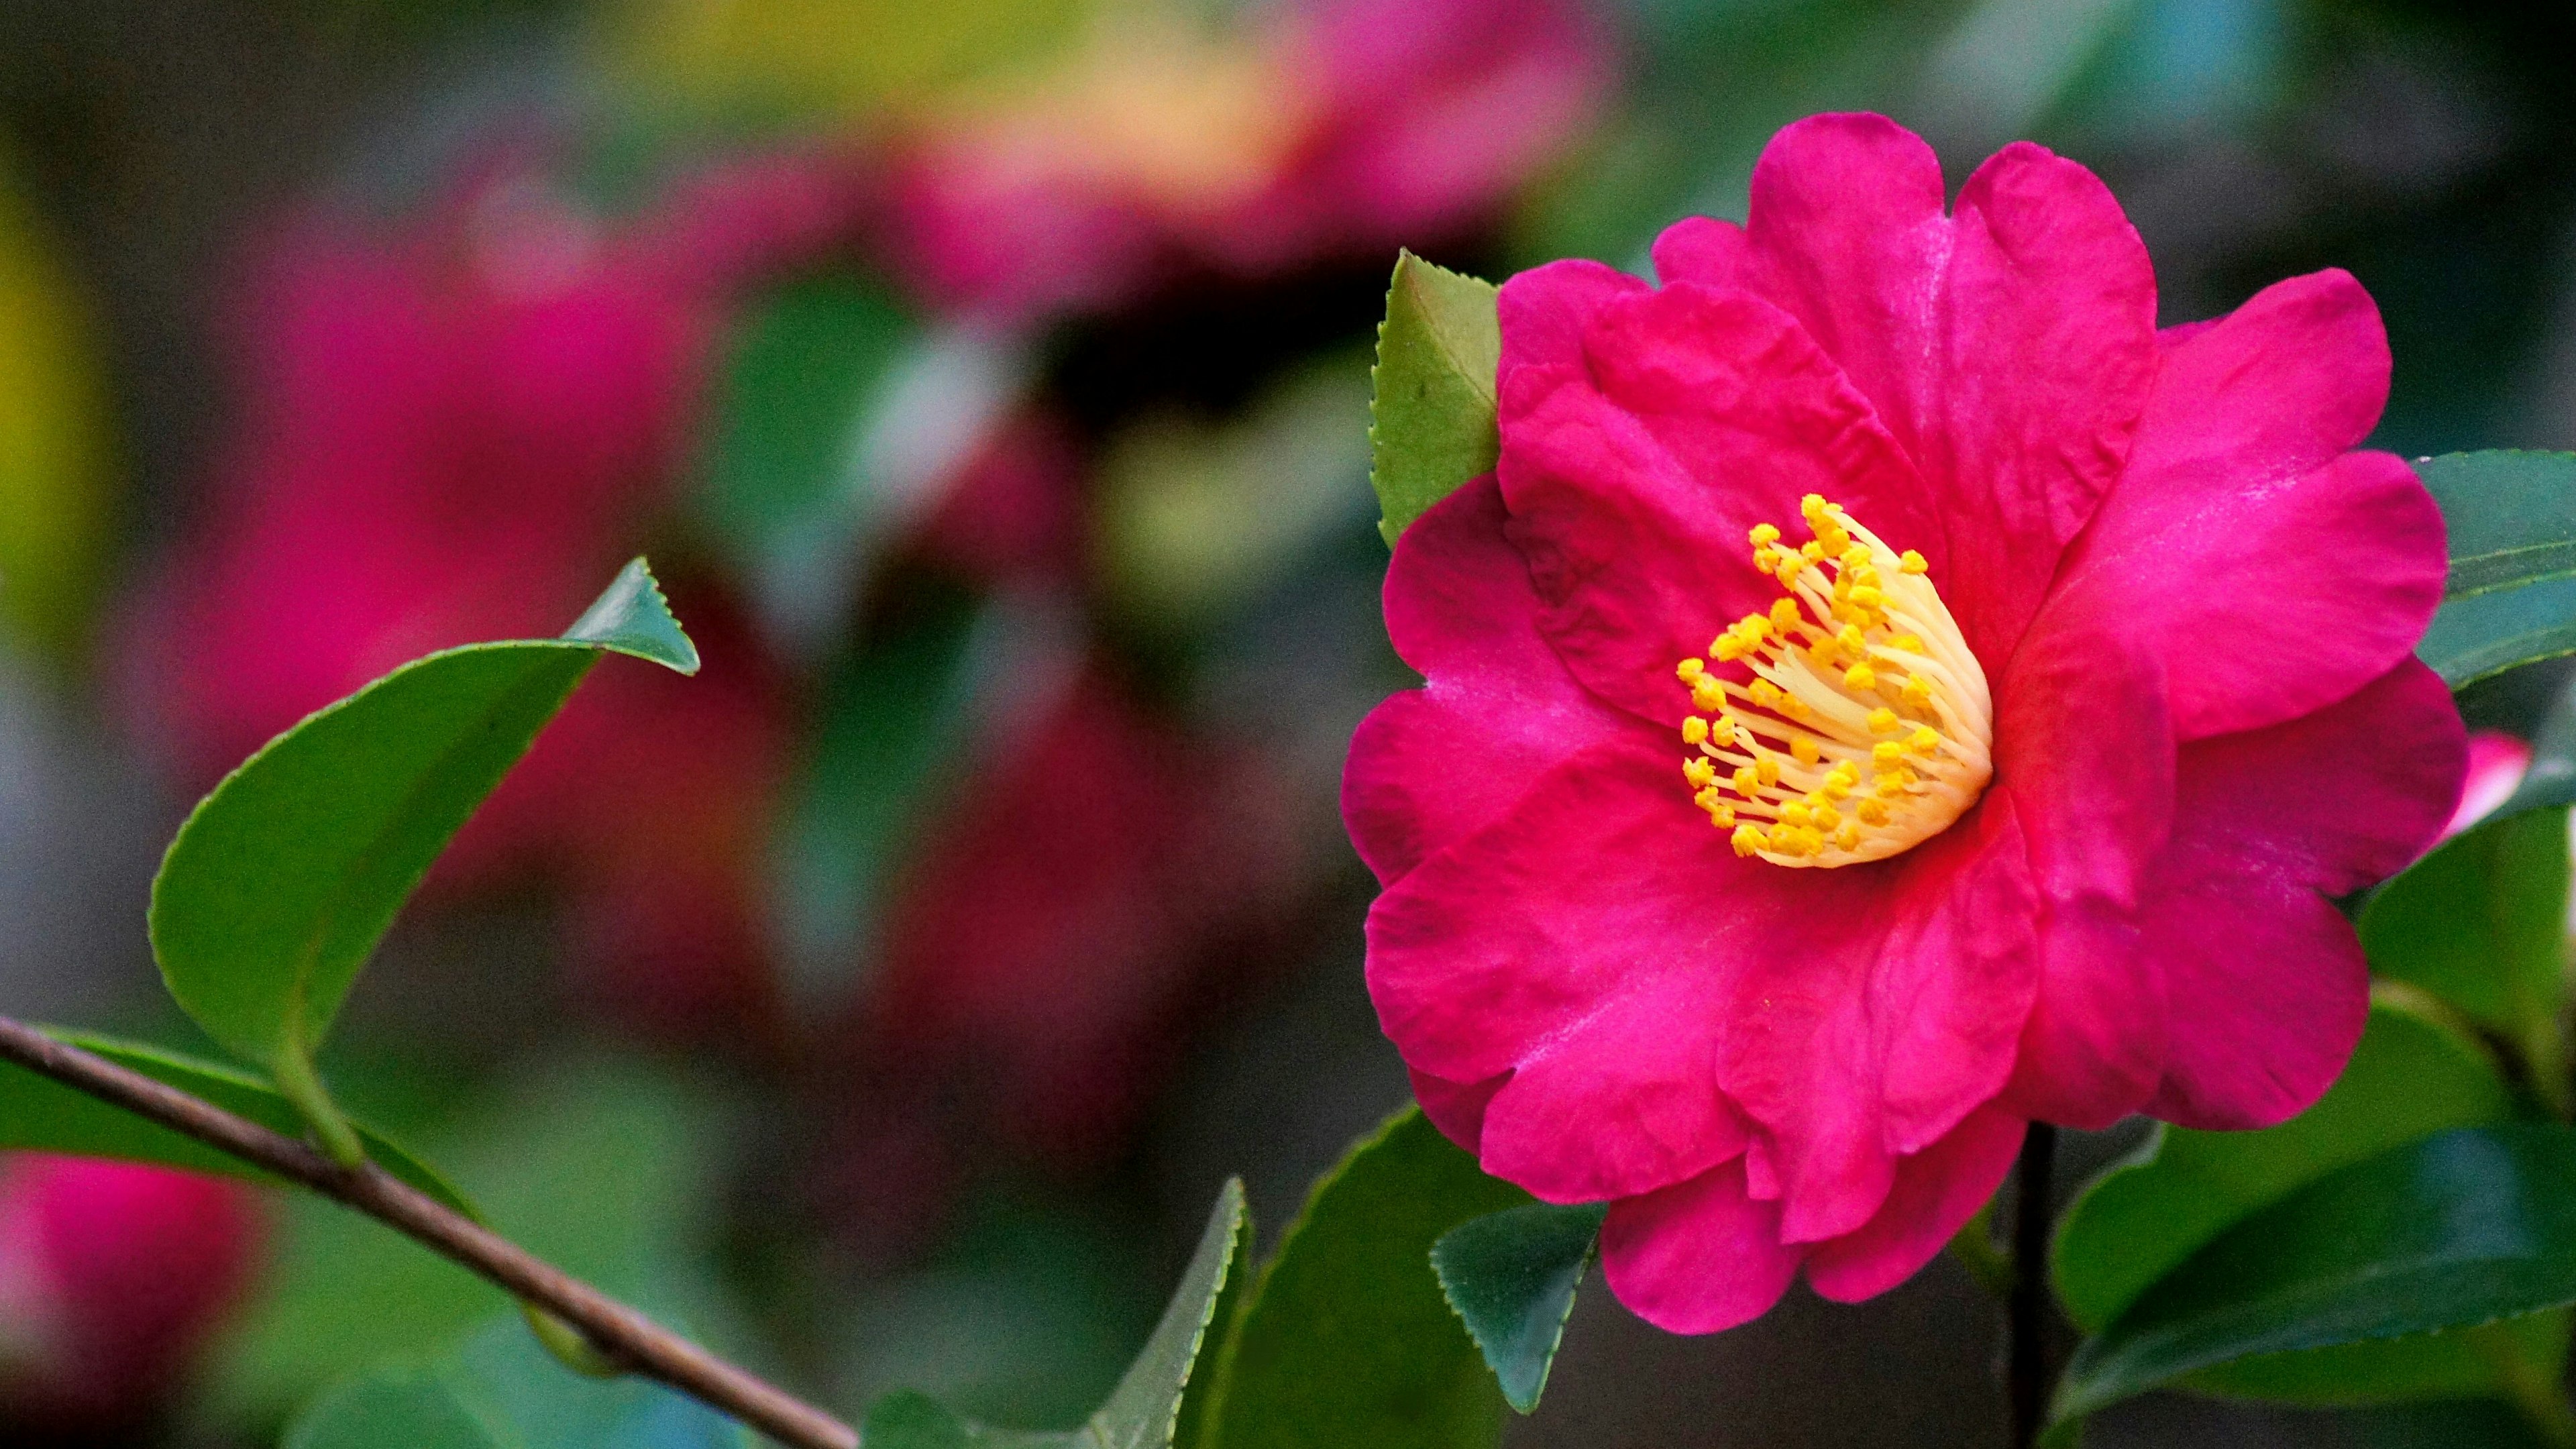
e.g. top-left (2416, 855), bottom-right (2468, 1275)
top-left (1599, 1157), bottom-right (1804, 1334)
top-left (1411, 1067), bottom-right (1507, 1154)
top-left (1805, 1103), bottom-right (2025, 1303)
top-left (1736, 114), bottom-right (2157, 665)
top-left (2447, 731), bottom-right (2534, 839)
top-left (2049, 270), bottom-right (2443, 741)
top-left (1993, 619), bottom-right (2176, 1128)
top-left (1649, 214), bottom-right (1748, 288)
top-left (2144, 661), bottom-right (2463, 1128)
top-left (1342, 474), bottom-right (1625, 884)
top-left (1367, 729), bottom-right (1779, 1199)
top-left (1493, 256), bottom-right (1646, 394)
top-left (1495, 280), bottom-right (1926, 722)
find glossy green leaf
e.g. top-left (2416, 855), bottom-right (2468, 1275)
top-left (859, 1179), bottom-right (1250, 1449)
top-left (2420, 451), bottom-right (2576, 600)
top-left (1197, 1107), bottom-right (1529, 1449)
top-left (0, 1029), bottom-right (470, 1214)
top-left (2054, 997), bottom-right (2514, 1334)
top-left (148, 560), bottom-right (696, 1153)
top-left (1369, 252), bottom-right (1500, 547)
top-left (2361, 806), bottom-right (2570, 1087)
top-left (2419, 574), bottom-right (2576, 688)
top-left (2053, 1123), bottom-right (2576, 1426)
top-left (284, 1365), bottom-right (506, 1449)
top-left (1431, 1201), bottom-right (1605, 1413)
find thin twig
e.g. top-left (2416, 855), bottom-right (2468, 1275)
top-left (2008, 1122), bottom-right (2058, 1449)
top-left (0, 1014), bottom-right (857, 1449)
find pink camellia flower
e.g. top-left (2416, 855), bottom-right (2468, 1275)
top-left (1344, 113), bottom-right (2463, 1332)
top-left (0, 1155), bottom-right (262, 1425)
top-left (2443, 729), bottom-right (2532, 839)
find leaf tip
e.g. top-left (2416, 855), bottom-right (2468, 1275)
top-left (561, 558), bottom-right (700, 676)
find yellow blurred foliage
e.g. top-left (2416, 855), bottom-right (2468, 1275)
top-left (0, 167), bottom-right (112, 667)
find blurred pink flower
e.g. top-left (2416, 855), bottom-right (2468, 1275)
top-left (2444, 729), bottom-right (2534, 838)
top-left (821, 668), bottom-right (1302, 1248)
top-left (0, 1155), bottom-right (262, 1424)
top-left (121, 148), bottom-right (863, 1030)
top-left (882, 0), bottom-right (1609, 322)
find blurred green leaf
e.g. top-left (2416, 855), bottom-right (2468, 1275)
top-left (860, 1179), bottom-right (1250, 1449)
top-left (1369, 253), bottom-right (1500, 547)
top-left (2420, 575), bottom-right (2576, 688)
top-left (2361, 806), bottom-right (2570, 1093)
top-left (284, 1365), bottom-right (505, 1449)
top-left (216, 1058), bottom-right (732, 1419)
top-left (2052, 1123), bottom-right (2576, 1426)
top-left (148, 560), bottom-right (696, 1157)
top-left (0, 1030), bottom-right (470, 1212)
top-left (1197, 1107), bottom-right (1529, 1449)
top-left (1430, 1201), bottom-right (1605, 1413)
top-left (2422, 451), bottom-right (2576, 600)
top-left (776, 590), bottom-right (981, 1006)
top-left (2054, 996), bottom-right (2514, 1334)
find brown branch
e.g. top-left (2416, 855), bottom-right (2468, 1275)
top-left (0, 1015), bottom-right (857, 1449)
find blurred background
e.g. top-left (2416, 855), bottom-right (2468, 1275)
top-left (0, 0), bottom-right (2570, 1444)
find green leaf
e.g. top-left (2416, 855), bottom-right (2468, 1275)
top-left (147, 560), bottom-right (697, 1155)
top-left (2361, 806), bottom-right (2571, 1091)
top-left (1431, 1201), bottom-right (1605, 1413)
top-left (2419, 451), bottom-right (2576, 600)
top-left (1369, 252), bottom-right (1501, 547)
top-left (284, 1364), bottom-right (507, 1449)
top-left (1197, 1107), bottom-right (1530, 1449)
top-left (859, 1179), bottom-right (1251, 1449)
top-left (0, 1029), bottom-right (470, 1214)
top-left (2053, 996), bottom-right (2514, 1335)
top-left (2418, 574), bottom-right (2576, 688)
top-left (2052, 1122), bottom-right (2576, 1426)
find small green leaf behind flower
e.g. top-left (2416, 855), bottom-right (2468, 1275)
top-left (1369, 252), bottom-right (1501, 547)
top-left (146, 559), bottom-right (697, 1161)
top-left (2416, 450), bottom-right (2576, 686)
top-left (1432, 1201), bottom-right (1605, 1413)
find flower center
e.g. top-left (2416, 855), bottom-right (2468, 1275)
top-left (1674, 494), bottom-right (1992, 867)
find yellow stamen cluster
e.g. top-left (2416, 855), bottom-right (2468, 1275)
top-left (1674, 494), bottom-right (1992, 867)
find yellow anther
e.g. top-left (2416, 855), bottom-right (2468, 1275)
top-left (1780, 694), bottom-right (1811, 718)
top-left (1898, 549), bottom-right (1928, 574)
top-left (1748, 522), bottom-right (1781, 547)
top-left (1749, 679), bottom-right (1784, 709)
top-left (1801, 494), bottom-right (1829, 523)
top-left (1781, 802), bottom-right (1812, 829)
top-left (1790, 736), bottom-right (1821, 766)
top-left (1800, 540), bottom-right (1825, 561)
top-left (1909, 726), bottom-right (1941, 754)
top-left (1844, 663), bottom-right (1878, 692)
top-left (1819, 525), bottom-right (1851, 555)
top-left (1868, 708), bottom-right (1901, 734)
top-left (1889, 634), bottom-right (1923, 653)
top-left (1713, 634), bottom-right (1747, 662)
top-left (1849, 585), bottom-right (1884, 610)
top-left (1692, 677), bottom-right (1725, 712)
top-left (1835, 824), bottom-right (1861, 850)
top-left (1811, 801), bottom-right (1842, 830)
top-left (1708, 715), bottom-right (1738, 749)
top-left (1776, 552), bottom-right (1809, 583)
top-left (1678, 657), bottom-right (1705, 682)
top-left (1837, 624), bottom-right (1866, 653)
top-left (1738, 614), bottom-right (1772, 643)
top-left (1732, 765), bottom-right (1760, 794)
top-left (1755, 754), bottom-right (1782, 787)
top-left (1828, 760), bottom-right (1861, 786)
top-left (1873, 741), bottom-right (1905, 768)
top-left (1682, 716), bottom-right (1709, 745)
top-left (1840, 545), bottom-right (1871, 570)
top-left (1858, 798), bottom-right (1892, 826)
top-left (1710, 802), bottom-right (1737, 828)
top-left (1770, 598), bottom-right (1802, 630)
top-left (1732, 824), bottom-right (1767, 857)
top-left (1695, 785), bottom-right (1723, 809)
top-left (1684, 757), bottom-right (1716, 789)
top-left (1901, 676), bottom-right (1933, 708)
